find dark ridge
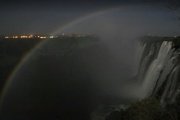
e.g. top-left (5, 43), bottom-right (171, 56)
top-left (140, 36), bottom-right (180, 49)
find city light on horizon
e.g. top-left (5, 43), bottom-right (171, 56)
top-left (1, 33), bottom-right (95, 39)
top-left (3, 34), bottom-right (54, 39)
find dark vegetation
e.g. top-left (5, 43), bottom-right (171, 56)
top-left (106, 96), bottom-right (180, 120)
top-left (141, 36), bottom-right (180, 48)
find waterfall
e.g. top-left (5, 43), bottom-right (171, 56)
top-left (136, 38), bottom-right (180, 104)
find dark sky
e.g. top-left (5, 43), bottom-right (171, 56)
top-left (0, 0), bottom-right (179, 34)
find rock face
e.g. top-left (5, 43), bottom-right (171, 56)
top-left (0, 37), bottom-right (116, 120)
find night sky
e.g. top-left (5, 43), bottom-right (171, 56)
top-left (0, 0), bottom-right (180, 34)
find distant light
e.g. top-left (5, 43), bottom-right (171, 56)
top-left (12, 36), bottom-right (18, 39)
top-left (29, 35), bottom-right (33, 38)
top-left (50, 36), bottom-right (54, 39)
top-left (40, 36), bottom-right (47, 39)
top-left (5, 36), bottom-right (9, 38)
top-left (20, 36), bottom-right (28, 38)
